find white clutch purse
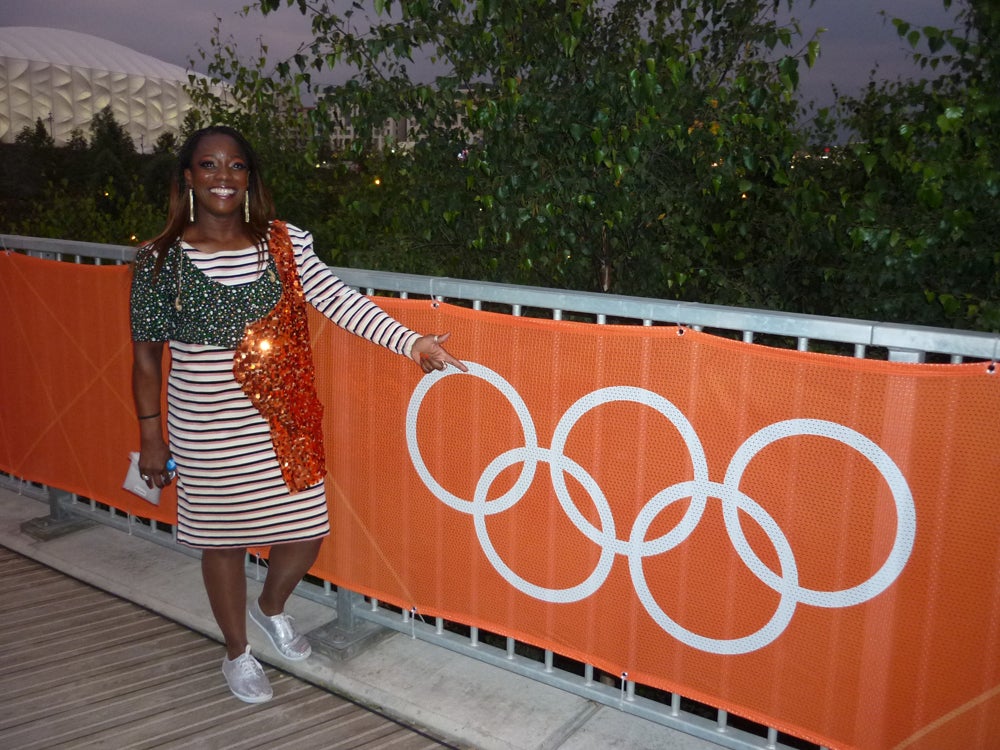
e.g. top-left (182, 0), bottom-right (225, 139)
top-left (123, 451), bottom-right (161, 505)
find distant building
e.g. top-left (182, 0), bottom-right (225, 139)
top-left (0, 26), bottom-right (198, 148)
top-left (0, 26), bottom-right (458, 156)
top-left (327, 107), bottom-right (419, 154)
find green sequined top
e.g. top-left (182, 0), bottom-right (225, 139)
top-left (130, 242), bottom-right (282, 349)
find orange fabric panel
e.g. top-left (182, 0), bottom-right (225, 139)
top-left (311, 300), bottom-right (1000, 750)
top-left (0, 252), bottom-right (175, 520)
top-left (3, 251), bottom-right (999, 749)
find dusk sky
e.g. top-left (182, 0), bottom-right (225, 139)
top-left (3, 0), bottom-right (959, 106)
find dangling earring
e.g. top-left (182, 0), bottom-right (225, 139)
top-left (244, 190), bottom-right (250, 223)
top-left (188, 188), bottom-right (195, 223)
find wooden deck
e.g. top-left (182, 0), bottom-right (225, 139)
top-left (0, 546), bottom-right (457, 749)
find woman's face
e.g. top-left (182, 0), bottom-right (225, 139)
top-left (183, 133), bottom-right (250, 221)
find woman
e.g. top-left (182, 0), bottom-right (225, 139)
top-left (130, 125), bottom-right (465, 703)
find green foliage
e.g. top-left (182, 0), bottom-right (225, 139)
top-left (250, 0), bottom-right (825, 307)
top-left (8, 120), bottom-right (59, 193)
top-left (1, 107), bottom-right (164, 246)
top-left (13, 178), bottom-right (163, 246)
top-left (15, 119), bottom-right (55, 150)
top-left (3, 1), bottom-right (995, 332)
top-left (811, 0), bottom-right (1000, 330)
top-left (153, 131), bottom-right (179, 155)
top-left (66, 128), bottom-right (88, 151)
top-left (180, 0), bottom-right (996, 331)
top-left (87, 106), bottom-right (139, 196)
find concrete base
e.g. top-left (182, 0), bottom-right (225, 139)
top-left (309, 617), bottom-right (394, 661)
top-left (20, 514), bottom-right (95, 541)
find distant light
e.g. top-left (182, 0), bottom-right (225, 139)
top-left (373, 177), bottom-right (381, 186)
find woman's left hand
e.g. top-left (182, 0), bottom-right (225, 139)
top-left (409, 332), bottom-right (469, 374)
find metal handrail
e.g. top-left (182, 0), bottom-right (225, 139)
top-left (4, 233), bottom-right (997, 362)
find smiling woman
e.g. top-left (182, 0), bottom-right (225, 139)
top-left (183, 134), bottom-right (253, 244)
top-left (128, 124), bottom-right (468, 704)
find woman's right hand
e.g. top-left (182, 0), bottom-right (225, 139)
top-left (138, 438), bottom-right (174, 489)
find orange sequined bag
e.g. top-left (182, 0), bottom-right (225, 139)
top-left (233, 221), bottom-right (326, 492)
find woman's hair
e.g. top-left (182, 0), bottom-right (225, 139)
top-left (145, 125), bottom-right (276, 276)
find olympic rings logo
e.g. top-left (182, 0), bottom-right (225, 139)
top-left (406, 363), bottom-right (916, 655)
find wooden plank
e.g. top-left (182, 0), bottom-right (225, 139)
top-left (0, 546), bottom-right (455, 750)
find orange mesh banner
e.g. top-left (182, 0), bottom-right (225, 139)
top-left (0, 252), bottom-right (176, 520)
top-left (2, 252), bottom-right (999, 749)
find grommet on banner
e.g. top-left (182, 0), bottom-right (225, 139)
top-left (987, 362), bottom-right (996, 375)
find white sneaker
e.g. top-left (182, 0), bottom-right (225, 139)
top-left (221, 645), bottom-right (273, 703)
top-left (249, 600), bottom-right (312, 661)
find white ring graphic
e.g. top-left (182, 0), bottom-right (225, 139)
top-left (550, 386), bottom-right (710, 556)
top-left (472, 446), bottom-right (616, 603)
top-left (406, 362), bottom-right (538, 514)
top-left (628, 478), bottom-right (800, 654)
top-left (406, 364), bottom-right (917, 654)
top-left (723, 419), bottom-right (915, 609)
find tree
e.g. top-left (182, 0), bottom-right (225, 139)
top-left (245, 0), bottom-right (821, 303)
top-left (180, 0), bottom-right (994, 331)
top-left (812, 0), bottom-right (999, 330)
top-left (15, 118), bottom-right (55, 150)
top-left (89, 106), bottom-right (136, 156)
top-left (86, 106), bottom-right (138, 197)
top-left (153, 131), bottom-right (178, 155)
top-left (66, 128), bottom-right (88, 151)
top-left (143, 132), bottom-right (181, 207)
top-left (4, 107), bottom-right (164, 245)
top-left (12, 178), bottom-right (163, 246)
top-left (6, 119), bottom-right (58, 207)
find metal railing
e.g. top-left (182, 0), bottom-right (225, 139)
top-left (5, 233), bottom-right (995, 365)
top-left (4, 233), bottom-right (999, 750)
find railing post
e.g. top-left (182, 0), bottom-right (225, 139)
top-left (20, 487), bottom-right (94, 540)
top-left (306, 586), bottom-right (391, 660)
top-left (887, 348), bottom-right (926, 364)
top-left (335, 586), bottom-right (358, 630)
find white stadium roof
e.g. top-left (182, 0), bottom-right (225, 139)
top-left (0, 26), bottom-right (199, 145)
top-left (0, 26), bottom-right (191, 82)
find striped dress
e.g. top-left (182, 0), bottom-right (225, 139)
top-left (130, 223), bottom-right (420, 548)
